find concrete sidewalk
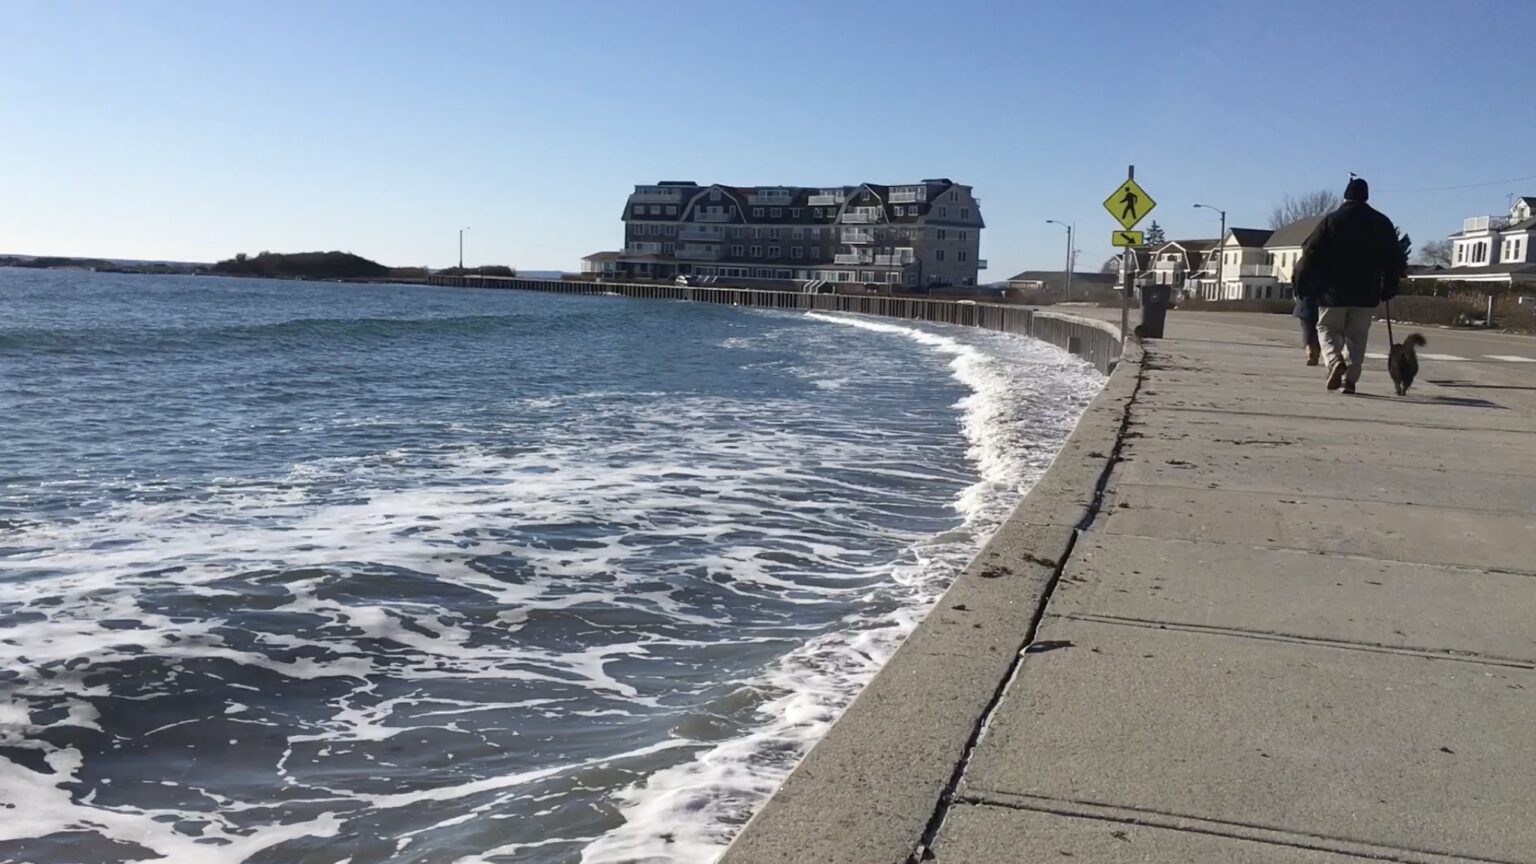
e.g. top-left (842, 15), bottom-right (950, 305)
top-left (937, 319), bottom-right (1536, 862)
top-left (723, 314), bottom-right (1536, 864)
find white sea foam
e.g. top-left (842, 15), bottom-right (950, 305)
top-left (578, 312), bottom-right (1103, 864)
top-left (0, 306), bottom-right (1101, 864)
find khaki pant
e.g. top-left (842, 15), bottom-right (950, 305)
top-left (1316, 306), bottom-right (1373, 385)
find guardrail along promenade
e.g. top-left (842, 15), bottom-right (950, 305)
top-left (425, 275), bottom-right (1120, 374)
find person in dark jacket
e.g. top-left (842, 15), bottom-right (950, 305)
top-left (1292, 177), bottom-right (1407, 394)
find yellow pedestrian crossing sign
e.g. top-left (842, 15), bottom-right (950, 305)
top-left (1103, 177), bottom-right (1156, 230)
top-left (1111, 230), bottom-right (1144, 247)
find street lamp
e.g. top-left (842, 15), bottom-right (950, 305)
top-left (1046, 219), bottom-right (1073, 301)
top-left (1193, 204), bottom-right (1226, 300)
top-left (459, 226), bottom-right (471, 271)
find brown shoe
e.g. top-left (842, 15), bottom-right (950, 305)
top-left (1326, 361), bottom-right (1346, 391)
top-left (1305, 345), bottom-right (1321, 366)
top-left (1342, 381), bottom-right (1357, 395)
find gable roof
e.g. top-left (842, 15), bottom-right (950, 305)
top-left (1162, 238), bottom-right (1219, 252)
top-left (1005, 270), bottom-right (1118, 285)
top-left (1411, 262), bottom-right (1536, 277)
top-left (1266, 216), bottom-right (1323, 248)
top-left (1227, 228), bottom-right (1273, 248)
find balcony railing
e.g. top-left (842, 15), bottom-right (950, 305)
top-left (842, 229), bottom-right (875, 244)
top-left (1236, 264), bottom-right (1274, 277)
top-left (889, 190), bottom-right (923, 204)
top-left (809, 193), bottom-right (845, 206)
top-left (977, 258), bottom-right (988, 270)
top-left (694, 210), bottom-right (735, 223)
top-left (622, 243), bottom-right (664, 256)
top-left (631, 189), bottom-right (682, 202)
top-left (679, 226), bottom-right (724, 241)
top-left (873, 248), bottom-right (916, 266)
top-left (840, 210), bottom-right (878, 224)
top-left (834, 253), bottom-right (872, 265)
top-left (1464, 215), bottom-right (1510, 233)
top-left (677, 245), bottom-right (721, 261)
top-left (748, 193), bottom-right (792, 206)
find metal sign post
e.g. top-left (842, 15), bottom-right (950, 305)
top-left (1103, 165), bottom-right (1156, 341)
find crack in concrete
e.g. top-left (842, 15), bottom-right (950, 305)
top-left (904, 347), bottom-right (1152, 863)
top-left (1056, 612), bottom-right (1536, 670)
top-left (954, 792), bottom-right (1522, 864)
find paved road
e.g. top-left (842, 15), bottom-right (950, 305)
top-left (722, 307), bottom-right (1536, 864)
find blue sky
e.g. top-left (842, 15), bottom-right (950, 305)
top-left (5, 0), bottom-right (1534, 277)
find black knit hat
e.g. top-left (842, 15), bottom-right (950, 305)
top-left (1344, 177), bottom-right (1369, 202)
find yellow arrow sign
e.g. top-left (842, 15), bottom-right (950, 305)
top-left (1111, 230), bottom-right (1144, 247)
top-left (1103, 177), bottom-right (1156, 230)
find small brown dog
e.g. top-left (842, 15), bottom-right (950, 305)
top-left (1387, 333), bottom-right (1427, 396)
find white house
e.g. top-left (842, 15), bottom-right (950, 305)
top-left (1174, 218), bottom-right (1319, 301)
top-left (1199, 228), bottom-right (1280, 300)
top-left (1253, 215), bottom-right (1325, 301)
top-left (1147, 239), bottom-right (1218, 296)
top-left (581, 251), bottom-right (622, 277)
top-left (1412, 196), bottom-right (1536, 287)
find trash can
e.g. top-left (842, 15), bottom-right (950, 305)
top-left (1139, 283), bottom-right (1171, 339)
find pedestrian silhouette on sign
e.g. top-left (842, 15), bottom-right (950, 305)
top-left (1119, 188), bottom-right (1139, 221)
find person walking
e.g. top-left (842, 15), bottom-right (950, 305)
top-left (1293, 176), bottom-right (1407, 394)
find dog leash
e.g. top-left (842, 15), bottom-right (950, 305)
top-left (1385, 298), bottom-right (1394, 345)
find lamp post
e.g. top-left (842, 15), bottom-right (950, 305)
top-left (1046, 219), bottom-right (1073, 301)
top-left (1193, 204), bottom-right (1225, 300)
top-left (459, 226), bottom-right (471, 271)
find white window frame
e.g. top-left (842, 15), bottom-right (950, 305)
top-left (731, 245), bottom-right (744, 257)
top-left (791, 228), bottom-right (803, 240)
top-left (750, 245), bottom-right (762, 257)
top-left (753, 207), bottom-right (764, 217)
top-left (935, 249), bottom-right (945, 261)
top-left (938, 206), bottom-right (948, 218)
top-left (768, 245), bottom-right (780, 257)
top-left (770, 208), bottom-right (782, 217)
top-left (792, 246), bottom-right (803, 259)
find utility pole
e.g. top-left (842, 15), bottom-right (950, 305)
top-left (1193, 204), bottom-right (1226, 299)
top-left (1047, 219), bottom-right (1073, 301)
top-left (459, 226), bottom-right (471, 271)
top-left (1067, 222), bottom-right (1075, 301)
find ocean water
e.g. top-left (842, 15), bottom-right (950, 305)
top-left (0, 270), bottom-right (1103, 864)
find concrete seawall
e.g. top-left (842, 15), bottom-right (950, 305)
top-left (428, 273), bottom-right (1130, 861)
top-left (718, 337), bottom-right (1141, 864)
top-left (425, 275), bottom-right (1121, 374)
